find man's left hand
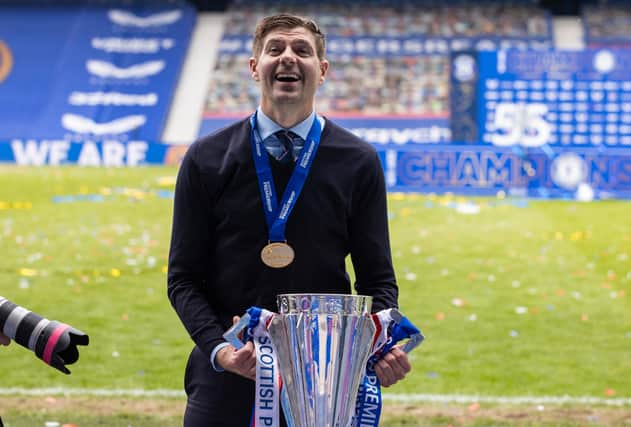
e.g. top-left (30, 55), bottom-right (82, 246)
top-left (374, 345), bottom-right (411, 387)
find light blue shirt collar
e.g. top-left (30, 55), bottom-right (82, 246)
top-left (256, 108), bottom-right (323, 141)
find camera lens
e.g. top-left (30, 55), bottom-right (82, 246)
top-left (0, 296), bottom-right (89, 374)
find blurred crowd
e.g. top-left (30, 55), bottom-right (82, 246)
top-left (583, 4), bottom-right (631, 42)
top-left (205, 55), bottom-right (258, 115)
top-left (205, 54), bottom-right (449, 116)
top-left (223, 1), bottom-right (550, 38)
top-left (205, 1), bottom-right (551, 117)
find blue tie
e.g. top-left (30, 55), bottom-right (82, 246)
top-left (275, 130), bottom-right (297, 164)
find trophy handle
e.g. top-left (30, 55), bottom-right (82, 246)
top-left (401, 333), bottom-right (424, 353)
top-left (221, 312), bottom-right (252, 350)
top-left (389, 309), bottom-right (425, 354)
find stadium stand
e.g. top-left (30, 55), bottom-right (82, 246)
top-left (204, 1), bottom-right (552, 118)
top-left (222, 1), bottom-right (551, 38)
top-left (582, 3), bottom-right (631, 47)
top-left (204, 53), bottom-right (449, 117)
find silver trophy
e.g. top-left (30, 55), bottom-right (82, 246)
top-left (268, 294), bottom-right (376, 427)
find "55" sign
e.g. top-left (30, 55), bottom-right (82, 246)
top-left (490, 103), bottom-right (551, 147)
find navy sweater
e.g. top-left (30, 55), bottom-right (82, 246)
top-left (167, 117), bottom-right (398, 359)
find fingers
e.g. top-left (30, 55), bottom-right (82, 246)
top-left (374, 361), bottom-right (395, 387)
top-left (375, 346), bottom-right (411, 387)
top-left (232, 315), bottom-right (245, 340)
top-left (388, 347), bottom-right (412, 372)
top-left (236, 341), bottom-right (257, 379)
top-left (221, 315), bottom-right (256, 380)
top-left (0, 332), bottom-right (10, 346)
top-left (221, 340), bottom-right (256, 380)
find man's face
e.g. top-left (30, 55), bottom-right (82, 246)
top-left (249, 27), bottom-right (328, 111)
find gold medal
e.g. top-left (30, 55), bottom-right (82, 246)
top-left (261, 242), bottom-right (294, 268)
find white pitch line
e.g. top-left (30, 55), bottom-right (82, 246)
top-left (382, 393), bottom-right (631, 407)
top-left (0, 388), bottom-right (185, 398)
top-left (1, 388), bottom-right (630, 406)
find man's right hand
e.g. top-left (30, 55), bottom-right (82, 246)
top-left (0, 331), bottom-right (10, 346)
top-left (216, 316), bottom-right (256, 380)
top-left (216, 341), bottom-right (256, 380)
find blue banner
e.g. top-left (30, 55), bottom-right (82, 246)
top-left (377, 145), bottom-right (631, 199)
top-left (446, 48), bottom-right (631, 198)
top-left (0, 3), bottom-right (195, 142)
top-left (473, 49), bottom-right (631, 148)
top-left (0, 139), bottom-right (187, 166)
top-left (2, 139), bottom-right (630, 199)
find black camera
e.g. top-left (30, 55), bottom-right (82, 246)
top-left (0, 296), bottom-right (89, 374)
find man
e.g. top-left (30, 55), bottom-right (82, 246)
top-left (168, 13), bottom-right (411, 426)
top-left (0, 332), bottom-right (9, 346)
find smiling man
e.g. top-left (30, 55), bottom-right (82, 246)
top-left (249, 19), bottom-right (328, 128)
top-left (167, 14), bottom-right (411, 427)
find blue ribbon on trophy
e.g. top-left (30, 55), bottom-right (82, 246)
top-left (353, 309), bottom-right (424, 427)
top-left (224, 307), bottom-right (282, 427)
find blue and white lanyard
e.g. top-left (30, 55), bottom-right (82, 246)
top-left (249, 113), bottom-right (322, 242)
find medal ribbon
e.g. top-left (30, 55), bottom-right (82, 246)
top-left (250, 113), bottom-right (322, 242)
top-left (246, 307), bottom-right (282, 427)
top-left (352, 309), bottom-right (424, 427)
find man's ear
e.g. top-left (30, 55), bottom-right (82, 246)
top-left (249, 57), bottom-right (259, 81)
top-left (319, 59), bottom-right (329, 85)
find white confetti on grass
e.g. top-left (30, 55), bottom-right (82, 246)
top-left (404, 272), bottom-right (417, 281)
top-left (515, 306), bottom-right (528, 314)
top-left (452, 298), bottom-right (465, 307)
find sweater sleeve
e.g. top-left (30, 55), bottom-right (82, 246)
top-left (167, 144), bottom-right (226, 360)
top-left (349, 150), bottom-right (398, 312)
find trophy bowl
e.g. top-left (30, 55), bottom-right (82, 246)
top-left (268, 294), bottom-right (376, 427)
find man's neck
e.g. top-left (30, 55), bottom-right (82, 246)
top-left (260, 104), bottom-right (312, 129)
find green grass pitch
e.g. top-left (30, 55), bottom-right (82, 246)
top-left (0, 165), bottom-right (629, 402)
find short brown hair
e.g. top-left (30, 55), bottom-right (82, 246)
top-left (252, 13), bottom-right (326, 60)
